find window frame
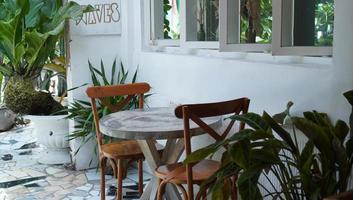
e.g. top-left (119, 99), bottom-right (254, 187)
top-left (144, 0), bottom-right (180, 47)
top-left (272, 0), bottom-right (333, 56)
top-left (144, 0), bottom-right (334, 57)
top-left (219, 0), bottom-right (272, 52)
top-left (180, 0), bottom-right (219, 49)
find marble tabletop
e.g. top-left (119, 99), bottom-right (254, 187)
top-left (99, 107), bottom-right (223, 140)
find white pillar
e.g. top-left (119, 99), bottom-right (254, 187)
top-left (329, 0), bottom-right (353, 121)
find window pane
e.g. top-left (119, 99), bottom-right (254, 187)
top-left (315, 0), bottom-right (334, 46)
top-left (282, 0), bottom-right (334, 47)
top-left (240, 0), bottom-right (272, 44)
top-left (226, 0), bottom-right (272, 45)
top-left (164, 0), bottom-right (180, 39)
top-left (186, 0), bottom-right (219, 42)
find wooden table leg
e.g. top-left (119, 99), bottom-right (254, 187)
top-left (137, 139), bottom-right (185, 200)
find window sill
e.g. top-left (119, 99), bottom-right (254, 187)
top-left (144, 46), bottom-right (333, 68)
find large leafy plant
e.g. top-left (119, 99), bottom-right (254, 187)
top-left (185, 91), bottom-right (353, 200)
top-left (0, 0), bottom-right (92, 114)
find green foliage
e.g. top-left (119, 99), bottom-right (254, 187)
top-left (185, 91), bottom-right (353, 200)
top-left (315, 1), bottom-right (334, 46)
top-left (65, 60), bottom-right (148, 144)
top-left (240, 0), bottom-right (272, 43)
top-left (163, 0), bottom-right (180, 40)
top-left (163, 0), bottom-right (172, 39)
top-left (0, 72), bottom-right (3, 103)
top-left (0, 0), bottom-right (93, 79)
top-left (0, 0), bottom-right (93, 114)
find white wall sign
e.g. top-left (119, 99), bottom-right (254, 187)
top-left (71, 0), bottom-right (122, 35)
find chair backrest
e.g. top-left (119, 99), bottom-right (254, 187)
top-left (86, 83), bottom-right (150, 151)
top-left (175, 97), bottom-right (250, 200)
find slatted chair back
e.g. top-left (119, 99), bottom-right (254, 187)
top-left (86, 83), bottom-right (150, 151)
top-left (174, 97), bottom-right (250, 200)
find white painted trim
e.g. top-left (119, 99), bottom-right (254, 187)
top-left (152, 39), bottom-right (180, 47)
top-left (143, 0), bottom-right (152, 47)
top-left (272, 0), bottom-right (333, 56)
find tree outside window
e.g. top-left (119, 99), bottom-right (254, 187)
top-left (164, 0), bottom-right (180, 39)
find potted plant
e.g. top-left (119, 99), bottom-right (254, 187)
top-left (65, 59), bottom-right (149, 171)
top-left (185, 91), bottom-right (353, 200)
top-left (0, 0), bottom-right (93, 164)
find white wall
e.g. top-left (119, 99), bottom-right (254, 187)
top-left (123, 0), bottom-right (353, 122)
top-left (68, 0), bottom-right (127, 170)
top-left (68, 0), bottom-right (353, 170)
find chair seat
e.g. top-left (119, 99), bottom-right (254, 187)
top-left (101, 140), bottom-right (144, 159)
top-left (102, 140), bottom-right (165, 160)
top-left (155, 160), bottom-right (220, 184)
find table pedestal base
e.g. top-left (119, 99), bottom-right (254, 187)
top-left (138, 138), bottom-right (185, 200)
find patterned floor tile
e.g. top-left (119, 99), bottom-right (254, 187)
top-left (0, 126), bottom-right (151, 200)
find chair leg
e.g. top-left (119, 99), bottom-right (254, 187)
top-left (195, 188), bottom-right (205, 200)
top-left (109, 159), bottom-right (118, 178)
top-left (230, 176), bottom-right (237, 200)
top-left (176, 184), bottom-right (188, 200)
top-left (117, 159), bottom-right (123, 200)
top-left (138, 159), bottom-right (144, 196)
top-left (157, 180), bottom-right (167, 200)
top-left (202, 190), bottom-right (207, 200)
top-left (100, 156), bottom-right (107, 200)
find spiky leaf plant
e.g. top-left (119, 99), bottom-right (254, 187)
top-left (65, 59), bottom-right (150, 146)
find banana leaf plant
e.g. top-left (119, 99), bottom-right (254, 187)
top-left (0, 0), bottom-right (93, 115)
top-left (185, 91), bottom-right (353, 200)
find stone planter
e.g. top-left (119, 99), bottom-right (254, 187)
top-left (26, 115), bottom-right (71, 165)
top-left (0, 107), bottom-right (16, 131)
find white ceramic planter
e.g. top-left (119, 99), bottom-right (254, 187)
top-left (26, 115), bottom-right (71, 165)
top-left (68, 118), bottom-right (98, 170)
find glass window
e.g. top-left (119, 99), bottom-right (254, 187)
top-left (164, 0), bottom-right (180, 39)
top-left (220, 0), bottom-right (272, 52)
top-left (185, 0), bottom-right (220, 42)
top-left (281, 0), bottom-right (334, 47)
top-left (239, 0), bottom-right (272, 44)
top-left (149, 0), bottom-right (180, 43)
top-left (272, 0), bottom-right (333, 56)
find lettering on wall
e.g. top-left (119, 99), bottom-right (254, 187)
top-left (71, 0), bottom-right (121, 35)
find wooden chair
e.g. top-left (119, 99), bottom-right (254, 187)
top-left (324, 191), bottom-right (353, 200)
top-left (86, 83), bottom-right (150, 200)
top-left (155, 97), bottom-right (250, 200)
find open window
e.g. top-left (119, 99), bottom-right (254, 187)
top-left (146, 0), bottom-right (181, 46)
top-left (272, 0), bottom-right (334, 56)
top-left (181, 0), bottom-right (220, 49)
top-left (219, 0), bottom-right (272, 52)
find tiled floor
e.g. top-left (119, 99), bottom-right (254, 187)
top-left (0, 125), bottom-right (152, 200)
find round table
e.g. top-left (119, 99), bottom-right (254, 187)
top-left (100, 107), bottom-right (222, 200)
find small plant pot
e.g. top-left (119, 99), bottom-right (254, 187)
top-left (26, 115), bottom-right (71, 165)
